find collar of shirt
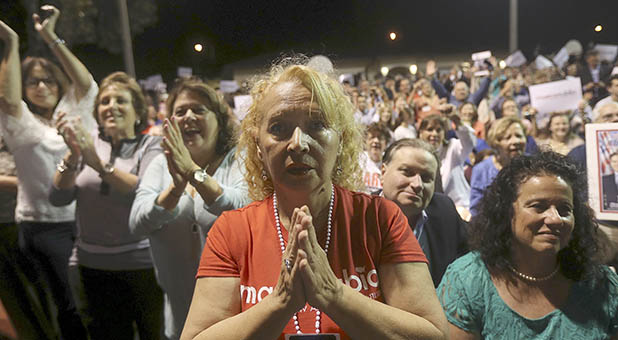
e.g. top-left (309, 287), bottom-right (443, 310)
top-left (414, 210), bottom-right (429, 240)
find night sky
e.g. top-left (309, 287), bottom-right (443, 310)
top-left (1, 0), bottom-right (617, 81)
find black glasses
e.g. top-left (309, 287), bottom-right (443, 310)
top-left (25, 78), bottom-right (57, 88)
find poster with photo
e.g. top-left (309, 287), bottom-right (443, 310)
top-left (586, 122), bottom-right (618, 220)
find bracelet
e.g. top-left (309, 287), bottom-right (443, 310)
top-left (57, 159), bottom-right (77, 173)
top-left (49, 38), bottom-right (66, 48)
top-left (97, 162), bottom-right (115, 178)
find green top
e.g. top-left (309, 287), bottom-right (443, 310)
top-left (437, 252), bottom-right (618, 340)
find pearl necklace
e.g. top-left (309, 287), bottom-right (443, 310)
top-left (509, 264), bottom-right (560, 282)
top-left (273, 184), bottom-right (334, 334)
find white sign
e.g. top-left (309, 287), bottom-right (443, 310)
top-left (596, 44), bottom-right (618, 63)
top-left (177, 67), bottom-right (193, 78)
top-left (339, 73), bottom-right (355, 85)
top-left (505, 50), bottom-right (527, 67)
top-left (535, 55), bottom-right (554, 70)
top-left (529, 77), bottom-right (582, 128)
top-left (142, 74), bottom-right (164, 91)
top-left (586, 122), bottom-right (618, 221)
top-left (219, 80), bottom-right (240, 93)
top-left (471, 50), bottom-right (492, 61)
top-left (552, 47), bottom-right (569, 69)
top-left (233, 95), bottom-right (253, 121)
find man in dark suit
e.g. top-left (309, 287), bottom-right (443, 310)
top-left (578, 49), bottom-right (613, 106)
top-left (380, 138), bottom-right (467, 287)
top-left (602, 152), bottom-right (618, 210)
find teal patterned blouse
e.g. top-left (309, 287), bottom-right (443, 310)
top-left (437, 252), bottom-right (618, 339)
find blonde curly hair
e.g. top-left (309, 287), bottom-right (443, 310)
top-left (238, 57), bottom-right (364, 200)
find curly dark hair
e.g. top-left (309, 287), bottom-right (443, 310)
top-left (166, 78), bottom-right (236, 156)
top-left (469, 151), bottom-right (601, 281)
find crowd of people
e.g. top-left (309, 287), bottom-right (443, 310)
top-left (0, 5), bottom-right (617, 340)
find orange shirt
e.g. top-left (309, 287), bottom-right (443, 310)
top-left (197, 185), bottom-right (426, 339)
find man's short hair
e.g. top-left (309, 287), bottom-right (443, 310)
top-left (382, 138), bottom-right (440, 169)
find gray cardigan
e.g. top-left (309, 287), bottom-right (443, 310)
top-left (128, 147), bottom-right (250, 339)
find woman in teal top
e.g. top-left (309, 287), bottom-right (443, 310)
top-left (438, 151), bottom-right (618, 340)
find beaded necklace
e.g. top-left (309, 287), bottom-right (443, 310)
top-left (273, 184), bottom-right (334, 334)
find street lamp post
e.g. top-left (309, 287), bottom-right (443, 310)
top-left (117, 0), bottom-right (136, 77)
top-left (509, 0), bottom-right (518, 52)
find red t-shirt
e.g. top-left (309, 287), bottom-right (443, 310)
top-left (197, 185), bottom-right (427, 339)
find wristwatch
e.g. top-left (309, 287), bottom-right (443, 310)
top-left (99, 162), bottom-right (115, 177)
top-left (192, 168), bottom-right (209, 183)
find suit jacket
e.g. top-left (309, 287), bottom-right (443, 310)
top-left (579, 63), bottom-right (613, 104)
top-left (579, 63), bottom-right (613, 86)
top-left (420, 192), bottom-right (469, 287)
top-left (602, 173), bottom-right (618, 210)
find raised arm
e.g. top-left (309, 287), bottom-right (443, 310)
top-left (129, 154), bottom-right (181, 235)
top-left (0, 20), bottom-right (22, 118)
top-left (34, 5), bottom-right (92, 100)
top-left (469, 77), bottom-right (490, 106)
top-left (427, 60), bottom-right (450, 100)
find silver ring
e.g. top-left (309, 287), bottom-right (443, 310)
top-left (283, 258), bottom-right (292, 272)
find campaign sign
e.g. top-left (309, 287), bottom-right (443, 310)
top-left (596, 44), bottom-right (618, 63)
top-left (233, 95), bottom-right (253, 122)
top-left (529, 77), bottom-right (582, 128)
top-left (220, 80), bottom-right (240, 93)
top-left (177, 67), bottom-right (192, 78)
top-left (505, 50), bottom-right (527, 67)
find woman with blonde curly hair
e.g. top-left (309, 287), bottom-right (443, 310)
top-left (182, 59), bottom-right (447, 339)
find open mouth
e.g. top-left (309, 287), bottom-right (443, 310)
top-left (182, 127), bottom-right (202, 139)
top-left (286, 163), bottom-right (313, 175)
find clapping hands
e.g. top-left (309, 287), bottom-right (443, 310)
top-left (56, 111), bottom-right (99, 168)
top-left (162, 117), bottom-right (196, 189)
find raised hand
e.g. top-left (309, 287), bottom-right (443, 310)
top-left (426, 60), bottom-right (437, 77)
top-left (33, 5), bottom-right (60, 43)
top-left (295, 206), bottom-right (343, 311)
top-left (162, 117), bottom-right (199, 179)
top-left (0, 19), bottom-right (18, 43)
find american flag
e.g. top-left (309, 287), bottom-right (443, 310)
top-left (598, 130), bottom-right (617, 176)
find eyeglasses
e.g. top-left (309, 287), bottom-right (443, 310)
top-left (25, 78), bottom-right (57, 88)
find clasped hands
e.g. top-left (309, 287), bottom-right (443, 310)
top-left (274, 206), bottom-right (343, 315)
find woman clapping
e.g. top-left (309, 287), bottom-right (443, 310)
top-left (51, 72), bottom-right (164, 340)
top-left (129, 78), bottom-right (250, 340)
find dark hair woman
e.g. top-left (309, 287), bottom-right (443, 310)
top-left (438, 151), bottom-right (618, 339)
